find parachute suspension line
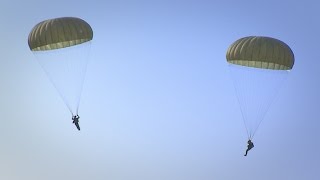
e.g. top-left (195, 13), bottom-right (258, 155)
top-left (73, 66), bottom-right (87, 115)
top-left (34, 52), bottom-right (74, 115)
top-left (74, 42), bottom-right (91, 116)
top-left (64, 50), bottom-right (77, 116)
top-left (241, 66), bottom-right (254, 140)
top-left (229, 64), bottom-right (250, 139)
top-left (64, 45), bottom-right (78, 116)
top-left (251, 70), bottom-right (269, 139)
top-left (64, 48), bottom-right (77, 116)
top-left (250, 69), bottom-right (269, 139)
top-left (33, 42), bottom-right (91, 117)
top-left (239, 69), bottom-right (251, 139)
top-left (229, 64), bottom-right (288, 140)
top-left (250, 70), bottom-right (289, 139)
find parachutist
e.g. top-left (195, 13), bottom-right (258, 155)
top-left (29, 17), bottom-right (92, 131)
top-left (227, 37), bottom-right (294, 151)
top-left (244, 139), bottom-right (254, 156)
top-left (72, 115), bottom-right (80, 131)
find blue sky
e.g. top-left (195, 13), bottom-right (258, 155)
top-left (1, 0), bottom-right (319, 179)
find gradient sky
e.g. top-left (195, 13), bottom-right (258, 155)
top-left (1, 0), bottom-right (319, 179)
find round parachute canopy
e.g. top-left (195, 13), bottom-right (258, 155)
top-left (226, 36), bottom-right (294, 70)
top-left (28, 17), bottom-right (93, 51)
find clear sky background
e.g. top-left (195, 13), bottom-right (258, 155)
top-left (1, 0), bottom-right (319, 179)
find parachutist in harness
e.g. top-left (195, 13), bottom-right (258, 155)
top-left (72, 115), bottom-right (80, 131)
top-left (244, 139), bottom-right (254, 156)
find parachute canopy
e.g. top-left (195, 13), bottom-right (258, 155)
top-left (226, 36), bottom-right (294, 139)
top-left (226, 36), bottom-right (294, 70)
top-left (28, 17), bottom-right (93, 116)
top-left (28, 17), bottom-right (93, 51)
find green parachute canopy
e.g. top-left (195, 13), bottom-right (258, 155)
top-left (28, 17), bottom-right (93, 51)
top-left (226, 36), bottom-right (294, 70)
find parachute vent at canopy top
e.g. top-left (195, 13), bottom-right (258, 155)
top-left (226, 36), bottom-right (294, 70)
top-left (28, 17), bottom-right (93, 51)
